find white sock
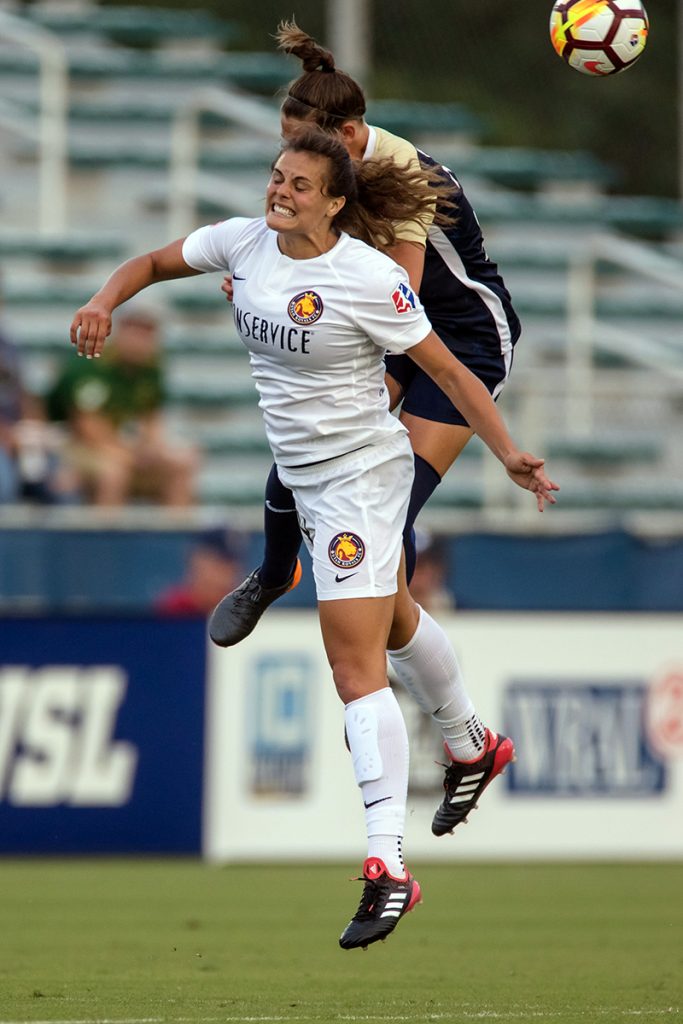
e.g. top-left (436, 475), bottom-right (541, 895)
top-left (344, 687), bottom-right (409, 878)
top-left (388, 606), bottom-right (486, 762)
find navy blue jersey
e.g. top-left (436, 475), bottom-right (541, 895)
top-left (384, 150), bottom-right (521, 426)
top-left (417, 150), bottom-right (521, 359)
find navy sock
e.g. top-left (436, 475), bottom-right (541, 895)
top-left (260, 463), bottom-right (302, 588)
top-left (403, 454), bottom-right (442, 585)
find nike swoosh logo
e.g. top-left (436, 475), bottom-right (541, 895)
top-left (335, 572), bottom-right (358, 583)
top-left (233, 274), bottom-right (246, 280)
top-left (265, 500), bottom-right (296, 513)
top-left (364, 795), bottom-right (392, 809)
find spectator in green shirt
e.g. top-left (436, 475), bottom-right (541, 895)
top-left (47, 303), bottom-right (197, 506)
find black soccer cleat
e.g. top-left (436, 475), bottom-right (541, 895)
top-left (339, 857), bottom-right (422, 951)
top-left (208, 559), bottom-right (302, 647)
top-left (431, 729), bottom-right (515, 837)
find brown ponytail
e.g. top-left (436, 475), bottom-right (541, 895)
top-left (276, 19), bottom-right (366, 130)
top-left (276, 19), bottom-right (336, 73)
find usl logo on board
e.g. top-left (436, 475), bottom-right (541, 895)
top-left (0, 665), bottom-right (138, 806)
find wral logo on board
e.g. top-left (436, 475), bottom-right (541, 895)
top-left (503, 680), bottom-right (671, 796)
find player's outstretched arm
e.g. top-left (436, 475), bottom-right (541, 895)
top-left (408, 330), bottom-right (559, 511)
top-left (70, 240), bottom-right (199, 359)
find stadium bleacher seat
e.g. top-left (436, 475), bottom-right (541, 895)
top-left (546, 436), bottom-right (664, 466)
top-left (0, 233), bottom-right (126, 264)
top-left (0, 48), bottom-right (292, 90)
top-left (168, 379), bottom-right (257, 410)
top-left (465, 192), bottom-right (683, 240)
top-left (23, 5), bottom-right (242, 47)
top-left (55, 97), bottom-right (279, 131)
top-left (437, 146), bottom-right (617, 190)
top-left (367, 99), bottom-right (486, 139)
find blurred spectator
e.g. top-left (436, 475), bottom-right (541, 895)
top-left (1, 300), bottom-right (77, 504)
top-left (155, 531), bottom-right (245, 616)
top-left (0, 320), bottom-right (22, 502)
top-left (409, 532), bottom-right (455, 613)
top-left (46, 302), bottom-right (197, 506)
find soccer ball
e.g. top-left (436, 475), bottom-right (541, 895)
top-left (550, 0), bottom-right (649, 76)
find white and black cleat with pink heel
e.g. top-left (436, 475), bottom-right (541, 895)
top-left (339, 857), bottom-right (422, 951)
top-left (432, 729), bottom-right (516, 837)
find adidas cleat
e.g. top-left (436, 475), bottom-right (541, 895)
top-left (339, 857), bottom-right (422, 951)
top-left (431, 729), bottom-right (515, 837)
top-left (209, 559), bottom-right (302, 647)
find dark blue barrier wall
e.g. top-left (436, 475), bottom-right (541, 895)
top-left (449, 530), bottom-right (683, 611)
top-left (0, 616), bottom-right (206, 853)
top-left (0, 527), bottom-right (682, 612)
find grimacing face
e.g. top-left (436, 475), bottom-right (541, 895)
top-left (265, 149), bottom-right (344, 238)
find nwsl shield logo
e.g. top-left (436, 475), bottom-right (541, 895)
top-left (391, 281), bottom-right (417, 315)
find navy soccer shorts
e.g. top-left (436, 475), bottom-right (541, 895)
top-left (385, 343), bottom-right (513, 427)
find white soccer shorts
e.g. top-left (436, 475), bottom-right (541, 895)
top-left (278, 433), bottom-right (414, 601)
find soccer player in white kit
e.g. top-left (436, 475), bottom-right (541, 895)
top-left (70, 128), bottom-right (558, 951)
top-left (212, 20), bottom-right (532, 851)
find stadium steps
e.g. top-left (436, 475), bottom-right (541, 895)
top-left (437, 146), bottom-right (617, 191)
top-left (0, 46), bottom-right (293, 91)
top-left (19, 5), bottom-right (243, 47)
top-left (190, 425), bottom-right (664, 467)
top-left (467, 192), bottom-right (683, 241)
top-left (0, 232), bottom-right (127, 265)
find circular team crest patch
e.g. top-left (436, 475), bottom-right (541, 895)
top-left (288, 290), bottom-right (324, 325)
top-left (329, 532), bottom-right (365, 569)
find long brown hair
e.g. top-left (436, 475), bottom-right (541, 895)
top-left (279, 128), bottom-right (453, 251)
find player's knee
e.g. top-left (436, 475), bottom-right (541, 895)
top-left (330, 659), bottom-right (375, 704)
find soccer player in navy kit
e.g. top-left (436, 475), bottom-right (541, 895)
top-left (70, 130), bottom-right (557, 950)
top-left (211, 21), bottom-right (527, 844)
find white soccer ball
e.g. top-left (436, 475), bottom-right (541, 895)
top-left (550, 0), bottom-right (649, 76)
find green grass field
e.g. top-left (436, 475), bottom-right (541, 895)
top-left (0, 860), bottom-right (680, 1024)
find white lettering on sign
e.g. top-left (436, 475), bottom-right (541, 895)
top-left (0, 666), bottom-right (138, 806)
top-left (504, 683), bottom-right (666, 796)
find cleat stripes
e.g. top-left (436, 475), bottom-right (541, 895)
top-left (381, 892), bottom-right (408, 918)
top-left (339, 859), bottom-right (421, 950)
top-left (432, 729), bottom-right (515, 837)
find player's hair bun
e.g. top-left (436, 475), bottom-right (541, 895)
top-left (276, 19), bottom-right (336, 73)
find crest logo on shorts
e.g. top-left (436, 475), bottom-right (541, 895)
top-left (391, 281), bottom-right (417, 315)
top-left (328, 532), bottom-right (365, 569)
top-left (288, 290), bottom-right (324, 325)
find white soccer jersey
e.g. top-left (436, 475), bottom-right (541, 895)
top-left (182, 218), bottom-right (433, 466)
